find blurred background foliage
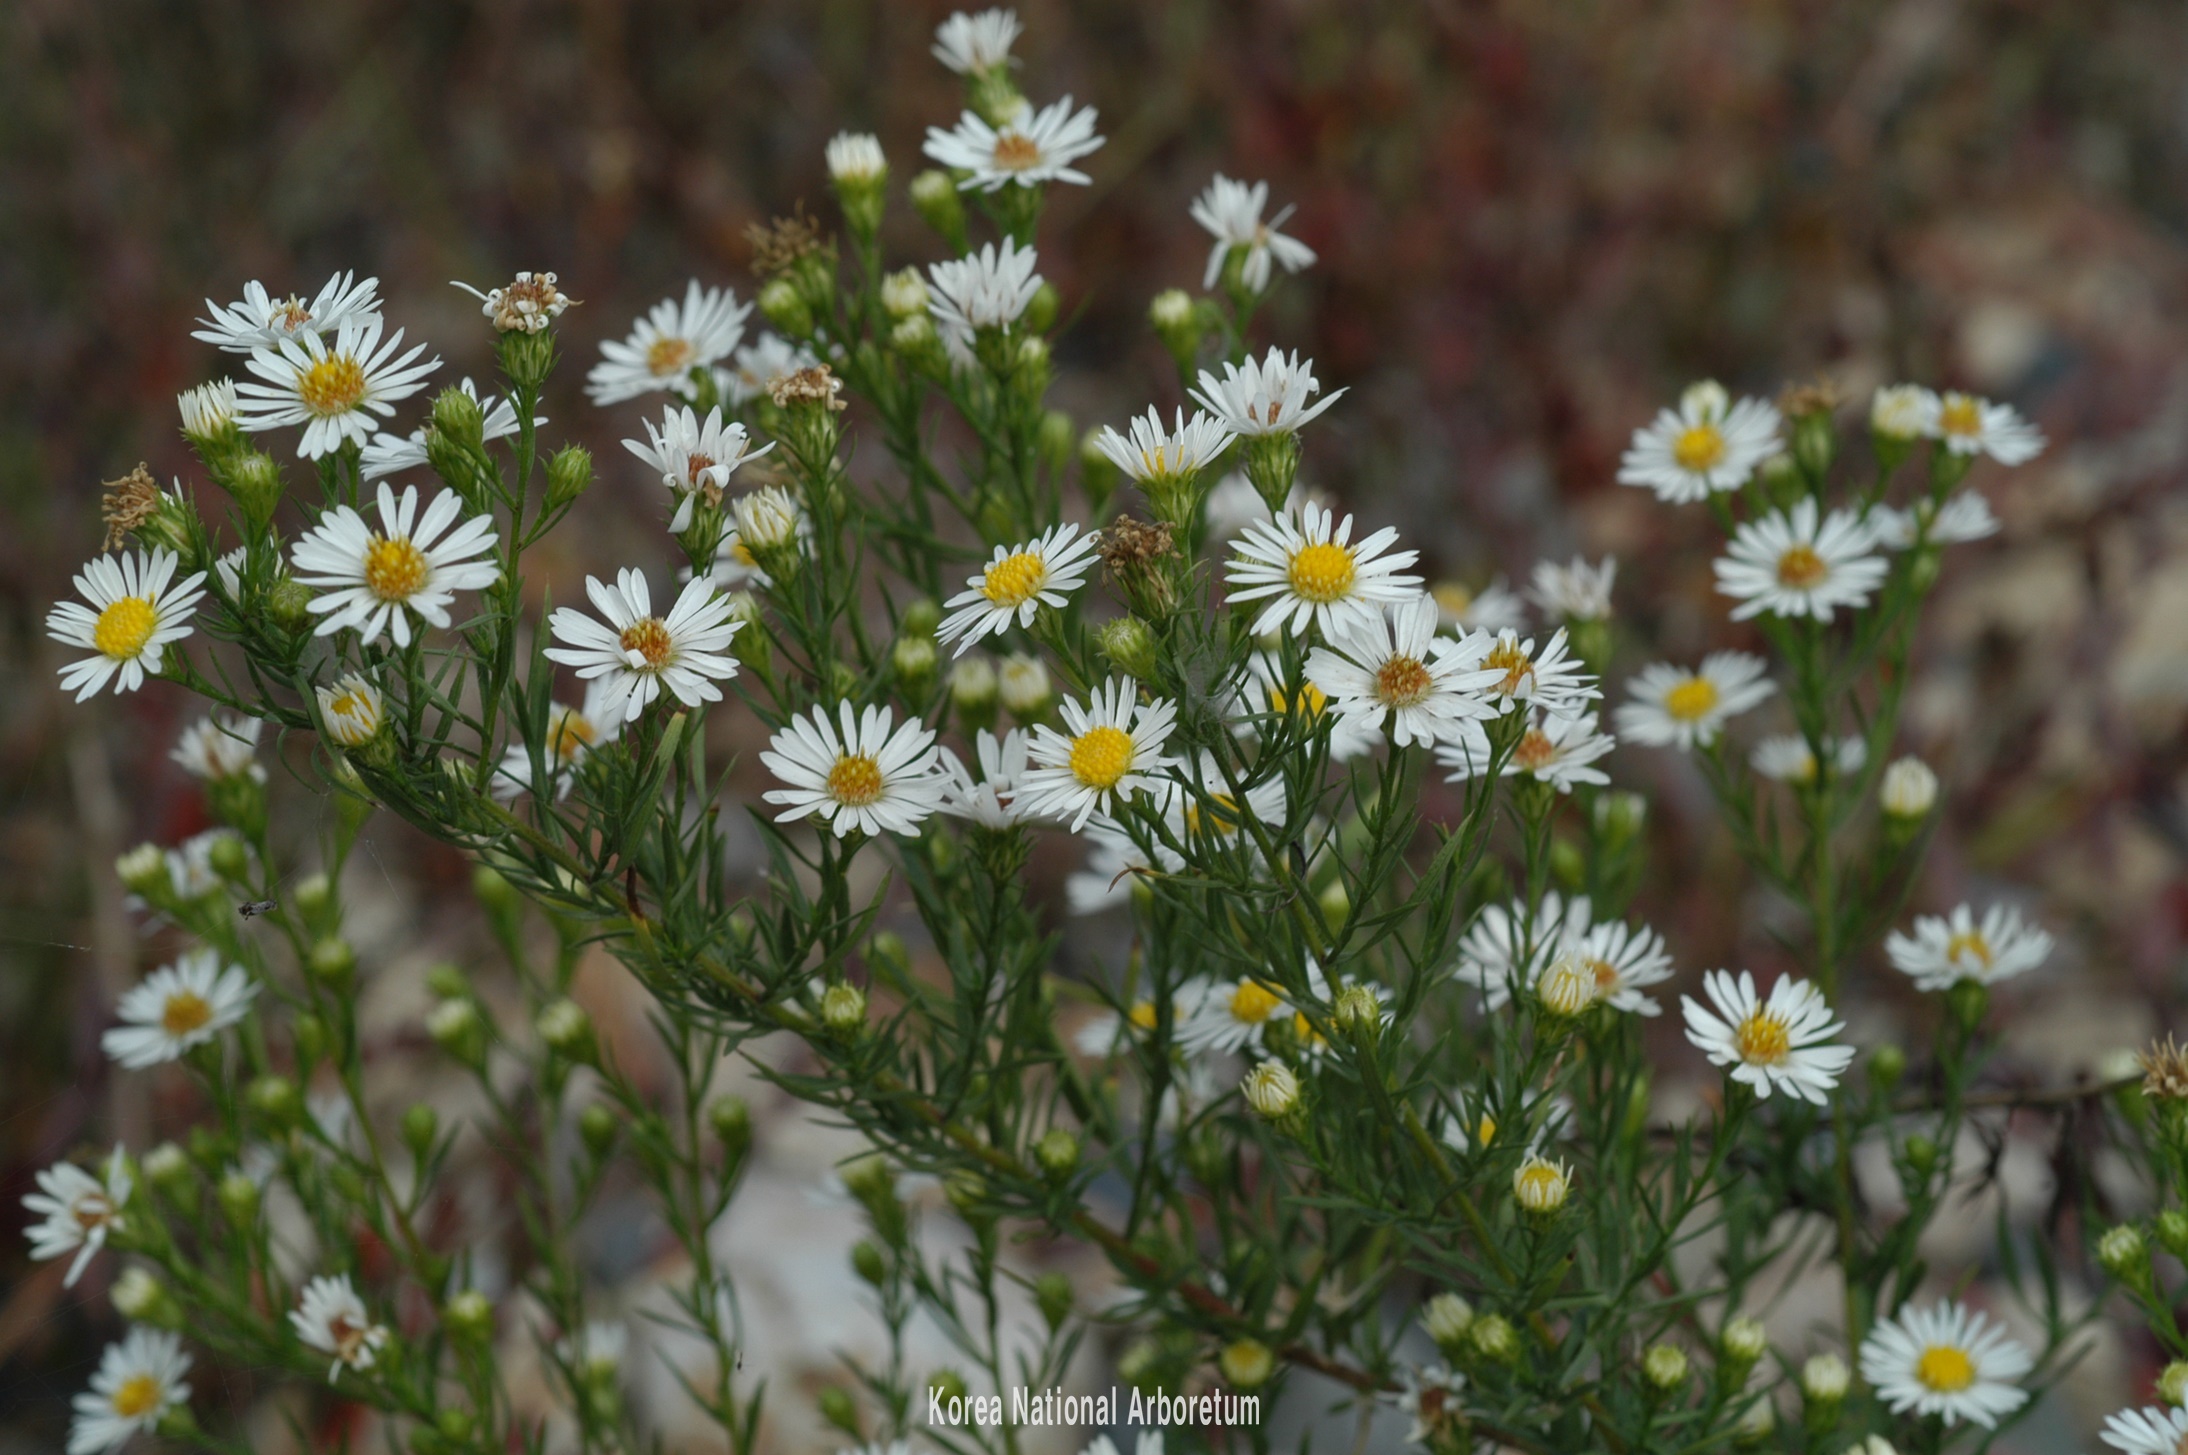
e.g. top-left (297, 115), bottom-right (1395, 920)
top-left (3, 0), bottom-right (2187, 1447)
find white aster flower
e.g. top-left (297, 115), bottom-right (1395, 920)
top-left (1237, 653), bottom-right (1381, 761)
top-left (494, 680), bottom-right (625, 802)
top-left (1156, 751), bottom-right (1288, 850)
top-left (316, 673), bottom-right (386, 748)
top-left (172, 712), bottom-right (266, 783)
top-left (103, 948), bottom-right (258, 1070)
top-left (1527, 556), bottom-right (1616, 622)
top-left (928, 240), bottom-right (1043, 363)
top-left (1073, 985), bottom-right (1195, 1055)
top-left (717, 331), bottom-right (818, 407)
top-left (1618, 381), bottom-right (1782, 503)
top-left (1871, 491), bottom-right (2000, 549)
top-left (1179, 973), bottom-right (1294, 1057)
top-left (1386, 1362), bottom-right (1467, 1447)
top-left (290, 483), bottom-right (499, 647)
top-left (1454, 892), bottom-right (1593, 1012)
top-left (1431, 579), bottom-right (1528, 634)
top-left (69, 1328), bottom-right (191, 1455)
top-left (937, 523), bottom-right (1099, 655)
top-left (1932, 391), bottom-right (2045, 464)
top-left (1615, 652), bottom-right (1774, 750)
top-left (194, 271), bottom-right (381, 353)
top-left (623, 404), bottom-right (774, 533)
top-left (825, 131), bottom-right (887, 184)
top-left (1019, 677), bottom-right (1179, 830)
top-left (937, 728), bottom-right (1035, 828)
top-left (1715, 497), bottom-right (1888, 622)
top-left (1680, 969), bottom-right (1853, 1104)
top-left (47, 549), bottom-right (207, 702)
top-left (690, 530), bottom-right (775, 591)
top-left (1202, 470), bottom-right (1304, 540)
top-left (762, 702), bottom-right (947, 838)
top-left (1065, 817), bottom-right (1185, 914)
top-left (1871, 383), bottom-right (1938, 443)
top-left (164, 828), bottom-right (243, 901)
top-left (1094, 407), bottom-right (1237, 492)
top-left (291, 1273), bottom-right (391, 1382)
top-left (728, 485), bottom-right (809, 558)
top-left (1569, 918), bottom-right (1676, 1015)
top-left (234, 317), bottom-right (440, 459)
top-left (23, 1147), bottom-right (131, 1287)
top-left (1859, 1300), bottom-right (2031, 1428)
top-left (1750, 732), bottom-right (1866, 784)
top-left (1438, 710), bottom-right (1615, 792)
top-left (1190, 174), bottom-right (1318, 292)
top-left (932, 7), bottom-right (1022, 72)
top-left (1304, 598), bottom-right (1501, 749)
top-left (1226, 502), bottom-right (1422, 638)
top-left (2102, 1404), bottom-right (2188, 1455)
top-left (545, 570), bottom-right (743, 719)
top-left (1886, 902), bottom-right (2053, 992)
top-left (1474, 626), bottom-right (1598, 719)
top-left (586, 281), bottom-right (750, 406)
top-left (176, 379), bottom-right (238, 439)
top-left (1190, 348), bottom-right (1344, 437)
top-left (924, 96), bottom-right (1103, 192)
top-left (360, 377), bottom-right (533, 482)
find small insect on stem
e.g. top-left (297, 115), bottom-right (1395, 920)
top-left (238, 900), bottom-right (277, 919)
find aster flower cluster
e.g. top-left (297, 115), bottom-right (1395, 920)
top-left (37, 11), bottom-right (2143, 1455)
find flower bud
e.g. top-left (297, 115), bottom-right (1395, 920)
top-left (1719, 1316), bottom-right (1768, 1374)
top-left (1023, 281), bottom-right (1060, 337)
top-left (821, 982), bottom-right (867, 1039)
top-left (1592, 789), bottom-right (1647, 848)
top-left (1038, 409), bottom-right (1077, 475)
top-left (949, 657), bottom-right (999, 731)
top-left (142, 1142), bottom-right (192, 1193)
top-left (579, 1102), bottom-right (619, 1158)
top-left (427, 997), bottom-right (488, 1069)
top-left (117, 843), bottom-right (168, 897)
top-left (2160, 1360), bottom-right (2188, 1406)
top-left (227, 451), bottom-right (285, 529)
top-left (535, 998), bottom-right (594, 1062)
top-left (899, 597), bottom-right (942, 638)
top-left (1902, 1133), bottom-right (1939, 1179)
top-left (943, 1169), bottom-right (987, 1217)
top-left (865, 931), bottom-right (911, 978)
top-left (1219, 1338), bottom-right (1274, 1390)
top-left (1642, 1343), bottom-right (1689, 1392)
top-left (1035, 1128), bottom-right (1080, 1180)
top-left (1535, 955), bottom-right (1598, 1020)
top-left (431, 384), bottom-right (486, 453)
top-left (757, 276), bottom-right (813, 338)
top-left (1332, 984), bottom-right (1382, 1039)
top-left (1733, 1397), bottom-right (1774, 1448)
top-left (709, 1094), bottom-right (752, 1156)
top-left (1801, 1351), bottom-right (1849, 1404)
top-left (2099, 1223), bottom-right (2150, 1283)
top-left (929, 1369), bottom-right (969, 1408)
top-left (402, 1103), bottom-right (439, 1162)
top-left (1149, 288), bottom-right (1200, 368)
top-left (2157, 1209), bottom-right (2188, 1261)
top-left (307, 937), bottom-right (356, 989)
top-left (910, 169), bottom-right (968, 249)
top-left (1467, 1313), bottom-right (1518, 1365)
top-left (473, 863), bottom-right (518, 916)
top-left (1868, 1043), bottom-right (1906, 1092)
top-left (1880, 755), bottom-right (1938, 821)
top-left (217, 1170), bottom-right (260, 1228)
top-left (1316, 877), bottom-right (1351, 929)
top-left (880, 267), bottom-right (929, 320)
top-left (112, 1266), bottom-right (173, 1325)
top-left (817, 1386), bottom-right (860, 1436)
top-left (826, 131), bottom-right (888, 236)
top-left (443, 1290), bottom-right (495, 1343)
top-left (207, 831), bottom-right (251, 882)
top-left (892, 632), bottom-right (938, 690)
top-left (889, 313), bottom-right (945, 374)
top-left (1513, 1153), bottom-right (1571, 1215)
top-left (1097, 616), bottom-right (1159, 680)
top-left (1242, 1060), bottom-right (1300, 1120)
top-left (997, 653), bottom-right (1051, 721)
top-left (247, 1074), bottom-right (301, 1128)
top-left (1420, 1293), bottom-right (1474, 1354)
top-left (546, 444), bottom-right (594, 512)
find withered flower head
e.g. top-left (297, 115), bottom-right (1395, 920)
top-left (2140, 1035), bottom-right (2188, 1101)
top-left (1777, 376), bottom-right (1843, 419)
top-left (769, 365), bottom-right (846, 412)
top-left (481, 271), bottom-right (577, 334)
top-left (1096, 516), bottom-right (1175, 576)
top-left (101, 464), bottom-right (165, 550)
top-left (745, 206), bottom-right (830, 277)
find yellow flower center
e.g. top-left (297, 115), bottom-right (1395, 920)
top-left (1515, 1161), bottom-right (1565, 1206)
top-left (1915, 1344), bottom-right (1977, 1393)
top-left (1286, 541), bottom-right (1357, 605)
top-left (1483, 641), bottom-right (1534, 696)
top-left (1945, 931), bottom-right (1994, 969)
top-left (1589, 957), bottom-right (1621, 991)
top-left (684, 453), bottom-right (718, 489)
top-left (1068, 724), bottom-right (1134, 791)
top-left (1733, 1010), bottom-right (1791, 1066)
top-left (1672, 423), bottom-right (1726, 472)
top-left (991, 132), bottom-right (1044, 170)
top-left (295, 354), bottom-right (369, 417)
top-left (981, 551), bottom-right (1049, 607)
top-left (330, 691), bottom-right (365, 720)
top-left (73, 1193), bottom-right (117, 1230)
top-left (548, 709), bottom-right (597, 763)
top-left (646, 336), bottom-right (696, 377)
top-left (1375, 655), bottom-right (1433, 708)
top-left (1127, 1000), bottom-right (1158, 1031)
top-left (1268, 681), bottom-right (1328, 718)
top-left (1937, 397), bottom-right (1981, 438)
top-left (1663, 676), bottom-right (1719, 721)
top-left (1775, 544), bottom-right (1829, 590)
top-left (274, 296), bottom-right (314, 331)
top-left (111, 1373), bottom-right (163, 1419)
top-left (1228, 979), bottom-right (1282, 1024)
top-left (826, 753), bottom-right (885, 807)
top-left (161, 989), bottom-right (214, 1037)
top-left (363, 535), bottom-right (428, 602)
top-left (1511, 729), bottom-right (1557, 772)
top-left (1431, 583), bottom-right (1473, 617)
top-left (93, 597), bottom-right (158, 660)
top-left (1476, 1113), bottom-right (1497, 1147)
top-left (619, 618), bottom-right (674, 668)
top-left (1291, 1010), bottom-right (1328, 1049)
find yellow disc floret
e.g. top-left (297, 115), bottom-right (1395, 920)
top-left (1286, 541), bottom-right (1357, 605)
top-left (93, 597), bottom-right (158, 661)
top-left (1228, 979), bottom-right (1283, 1024)
top-left (161, 989), bottom-right (213, 1038)
top-left (1663, 676), bottom-right (1719, 721)
top-left (111, 1373), bottom-right (163, 1419)
top-left (981, 551), bottom-right (1049, 607)
top-left (619, 618), bottom-right (675, 668)
top-left (363, 535), bottom-right (428, 602)
top-left (826, 754), bottom-right (885, 807)
top-left (1915, 1344), bottom-right (1976, 1393)
top-left (296, 354), bottom-right (369, 417)
top-left (1672, 423), bottom-right (1726, 472)
top-left (1733, 1010), bottom-right (1792, 1067)
top-left (1775, 545), bottom-right (1828, 590)
top-left (1068, 724), bottom-right (1134, 790)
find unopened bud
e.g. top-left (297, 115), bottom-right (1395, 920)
top-left (929, 1370), bottom-right (969, 1408)
top-left (443, 1290), bottom-right (495, 1343)
top-left (1643, 1343), bottom-right (1689, 1391)
top-left (2160, 1360), bottom-right (2188, 1406)
top-left (535, 998), bottom-right (594, 1061)
top-left (817, 1386), bottom-right (859, 1436)
top-left (821, 982), bottom-right (867, 1038)
top-left (432, 385), bottom-right (485, 451)
top-left (1034, 1272), bottom-right (1073, 1332)
top-left (1720, 1316), bottom-right (1768, 1372)
top-left (910, 170), bottom-right (967, 248)
top-left (1535, 955), bottom-right (1598, 1019)
top-left (851, 1239), bottom-right (887, 1286)
top-left (1242, 1060), bottom-right (1300, 1120)
top-left (142, 1142), bottom-right (191, 1193)
top-left (758, 277), bottom-right (813, 338)
top-left (246, 1074), bottom-right (301, 1127)
top-left (216, 1170), bottom-right (259, 1228)
top-left (1513, 1153), bottom-right (1571, 1214)
top-left (893, 632), bottom-right (938, 688)
top-left (579, 1103), bottom-right (618, 1157)
top-left (307, 937), bottom-right (355, 989)
top-left (1868, 1043), bottom-right (1907, 1092)
top-left (402, 1103), bottom-right (439, 1161)
top-left (1149, 288), bottom-right (1199, 367)
top-left (2099, 1223), bottom-right (2150, 1283)
top-left (1332, 983), bottom-right (1382, 1038)
top-left (1801, 1351), bottom-right (1849, 1404)
top-left (997, 653), bottom-right (1051, 721)
top-left (1467, 1313), bottom-right (1518, 1365)
top-left (427, 998), bottom-right (488, 1068)
top-left (1218, 1338), bottom-right (1274, 1390)
top-left (546, 444), bottom-right (594, 511)
top-left (111, 1266), bottom-right (172, 1324)
top-left (1023, 282), bottom-right (1060, 336)
top-left (228, 451), bottom-right (285, 529)
top-left (949, 657), bottom-right (999, 730)
top-left (709, 1094), bottom-right (752, 1155)
top-left (943, 1169), bottom-right (987, 1217)
top-left (117, 843), bottom-right (168, 896)
top-left (1034, 1128), bottom-right (1080, 1180)
top-left (881, 267), bottom-right (928, 320)
top-left (1880, 755), bottom-right (1938, 820)
top-left (1098, 616), bottom-right (1159, 679)
top-left (1420, 1293), bottom-right (1473, 1354)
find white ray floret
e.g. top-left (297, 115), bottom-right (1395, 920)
top-left (361, 377), bottom-right (535, 481)
top-left (1871, 491), bottom-right (2000, 549)
top-left (1750, 733), bottom-right (1866, 784)
top-left (1065, 817), bottom-right (1185, 914)
top-left (1473, 626), bottom-right (1598, 720)
top-left (761, 702), bottom-right (948, 838)
top-left (1154, 751), bottom-right (1288, 850)
top-left (1714, 497), bottom-right (1887, 622)
top-left (1618, 380), bottom-right (1782, 503)
top-left (1305, 597), bottom-right (1501, 749)
top-left (545, 569), bottom-right (743, 719)
top-left (69, 1327), bottom-right (192, 1455)
top-left (291, 1273), bottom-right (391, 1382)
top-left (938, 728), bottom-right (1036, 829)
top-left (194, 271), bottom-right (381, 353)
top-left (23, 1147), bottom-right (131, 1287)
top-left (172, 712), bottom-right (265, 782)
top-left (103, 948), bottom-right (259, 1070)
top-left (1190, 348), bottom-right (1344, 436)
top-left (1858, 1299), bottom-right (2031, 1428)
top-left (1871, 383), bottom-right (1938, 442)
top-left (2101, 1403), bottom-right (2188, 1455)
top-left (623, 404), bottom-right (774, 533)
top-left (1190, 175), bottom-right (1318, 292)
top-left (1886, 902), bottom-right (2053, 992)
top-left (1454, 892), bottom-right (1594, 1012)
top-left (1527, 556), bottom-right (1616, 622)
top-left (586, 281), bottom-right (750, 406)
top-left (1094, 407), bottom-right (1237, 490)
top-left (924, 96), bottom-right (1104, 192)
top-left (1019, 677), bottom-right (1179, 830)
top-left (1432, 579), bottom-right (1528, 634)
top-left (290, 483), bottom-right (499, 648)
top-left (937, 523), bottom-right (1099, 655)
top-left (928, 240), bottom-right (1044, 363)
top-left (1569, 918), bottom-right (1676, 1015)
top-left (1437, 710), bottom-right (1615, 793)
top-left (1932, 391), bottom-right (2045, 464)
top-left (493, 680), bottom-right (625, 803)
top-left (1226, 502), bottom-right (1422, 638)
top-left (932, 8), bottom-right (1022, 73)
top-left (1615, 651), bottom-right (1774, 750)
top-left (1681, 969), bottom-right (1853, 1104)
top-left (234, 317), bottom-right (440, 459)
top-left (47, 548), bottom-right (206, 702)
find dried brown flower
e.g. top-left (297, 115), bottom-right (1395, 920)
top-left (769, 365), bottom-right (846, 412)
top-left (745, 206), bottom-right (829, 276)
top-left (1777, 376), bottom-right (1843, 419)
top-left (1097, 516), bottom-right (1174, 575)
top-left (2140, 1035), bottom-right (2188, 1100)
top-left (480, 271), bottom-right (576, 334)
top-left (101, 464), bottom-right (163, 550)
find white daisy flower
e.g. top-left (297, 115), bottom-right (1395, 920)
top-left (103, 948), bottom-right (258, 1070)
top-left (1680, 969), bottom-right (1853, 1104)
top-left (1871, 383), bottom-right (1938, 443)
top-left (1305, 598), bottom-right (1501, 749)
top-left (1179, 973), bottom-right (1292, 1056)
top-left (928, 239), bottom-right (1043, 363)
top-left (1871, 491), bottom-right (2000, 549)
top-left (316, 673), bottom-right (386, 748)
top-left (1094, 407), bottom-right (1238, 492)
top-left (1714, 497), bottom-right (1888, 622)
top-left (23, 1147), bottom-right (130, 1287)
top-left (1190, 175), bottom-right (1318, 293)
top-left (1858, 1299), bottom-right (2031, 1428)
top-left (936, 523), bottom-right (1099, 655)
top-left (938, 728), bottom-right (1034, 829)
top-left (1474, 626), bottom-right (1598, 719)
top-left (1527, 556), bottom-right (1616, 622)
top-left (623, 404), bottom-right (774, 533)
top-left (1236, 653), bottom-right (1381, 761)
top-left (586, 281), bottom-right (750, 406)
top-left (762, 702), bottom-right (947, 838)
top-left (1073, 985), bottom-right (1195, 1056)
top-left (1615, 652), bottom-right (1774, 750)
top-left (1202, 471), bottom-right (1305, 540)
top-left (924, 96), bottom-right (1104, 192)
top-left (1386, 1363), bottom-right (1468, 1448)
top-left (1190, 348), bottom-right (1344, 437)
top-left (932, 7), bottom-right (1022, 73)
top-left (1570, 918), bottom-right (1675, 1015)
top-left (825, 132), bottom-right (887, 185)
top-left (691, 531), bottom-right (774, 591)
top-left (1454, 892), bottom-right (1593, 1012)
top-left (1885, 902), bottom-right (2053, 992)
top-left (1932, 391), bottom-right (2045, 464)
top-left (1618, 381), bottom-right (1783, 503)
top-left (176, 379), bottom-right (239, 440)
top-left (1226, 502), bottom-right (1422, 638)
top-left (717, 331), bottom-right (818, 407)
top-left (69, 1327), bottom-right (192, 1455)
top-left (291, 1273), bottom-right (391, 1382)
top-left (360, 377), bottom-right (534, 482)
top-left (1431, 579), bottom-right (1528, 634)
top-left (1019, 677), bottom-right (1180, 830)
top-left (545, 570), bottom-right (743, 720)
top-left (2101, 1404), bottom-right (2188, 1455)
top-left (172, 712), bottom-right (266, 783)
top-left (1065, 817), bottom-right (1184, 914)
top-left (47, 549), bottom-right (207, 702)
top-left (193, 271), bottom-right (381, 353)
top-left (1750, 733), bottom-right (1866, 784)
top-left (1156, 751), bottom-right (1288, 848)
top-left (493, 680), bottom-right (625, 802)
top-left (290, 483), bottom-right (499, 648)
top-left (1437, 710), bottom-right (1615, 793)
top-left (164, 828), bottom-right (242, 901)
top-left (234, 317), bottom-right (440, 459)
